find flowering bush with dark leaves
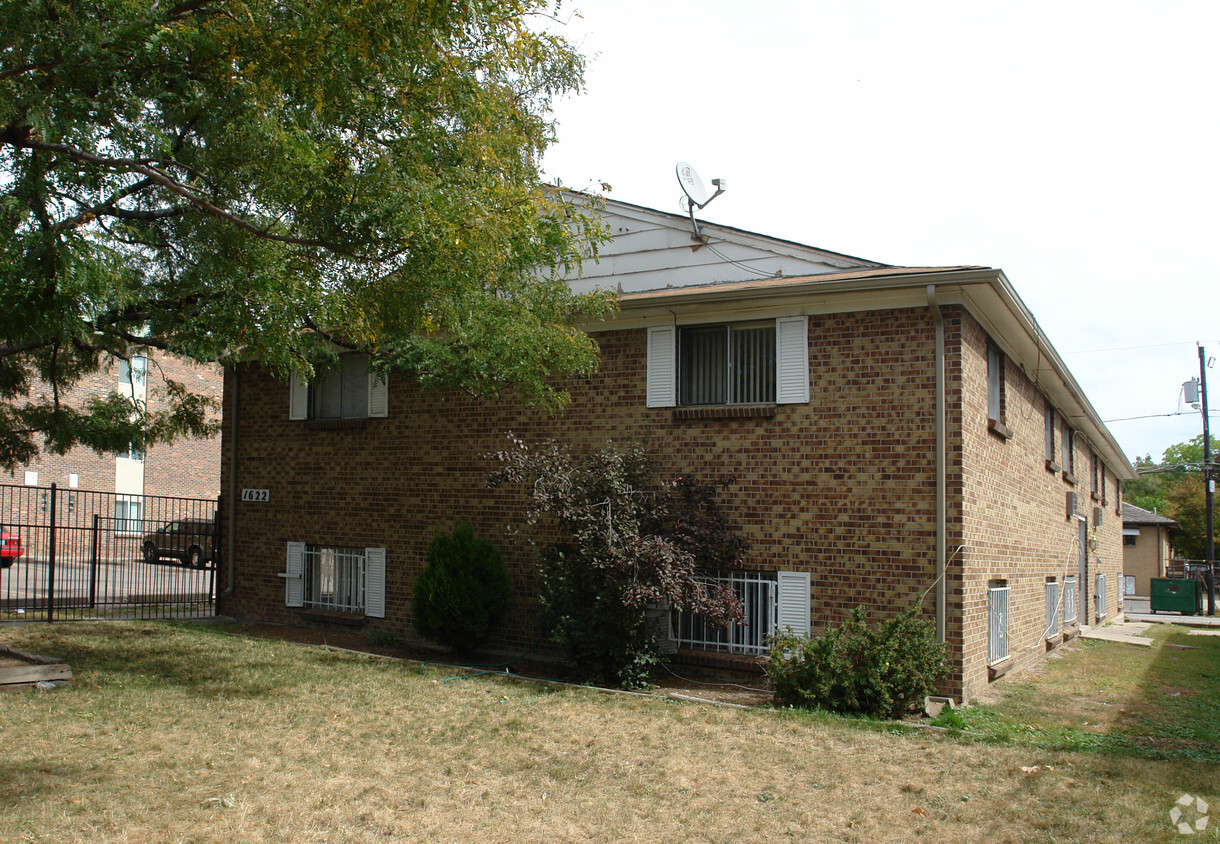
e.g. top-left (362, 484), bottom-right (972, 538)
top-left (489, 435), bottom-right (746, 688)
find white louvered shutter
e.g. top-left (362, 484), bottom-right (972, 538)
top-left (364, 547), bottom-right (386, 618)
top-left (775, 316), bottom-right (810, 405)
top-left (284, 541), bottom-right (305, 607)
top-left (646, 325), bottom-right (677, 408)
top-left (776, 570), bottom-right (811, 637)
top-left (367, 372), bottom-right (388, 418)
top-left (288, 375), bottom-right (309, 420)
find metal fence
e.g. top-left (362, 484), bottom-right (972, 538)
top-left (0, 483), bottom-right (218, 622)
top-left (671, 571), bottom-right (777, 656)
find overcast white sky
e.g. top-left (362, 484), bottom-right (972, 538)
top-left (540, 0), bottom-right (1220, 466)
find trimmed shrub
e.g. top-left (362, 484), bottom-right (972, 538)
top-left (412, 521), bottom-right (510, 654)
top-left (766, 606), bottom-right (947, 719)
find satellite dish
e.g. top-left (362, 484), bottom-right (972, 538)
top-left (674, 160), bottom-right (727, 243)
top-left (676, 161), bottom-right (708, 207)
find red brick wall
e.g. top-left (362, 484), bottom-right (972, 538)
top-left (953, 314), bottom-right (1124, 700)
top-left (8, 352), bottom-right (221, 500)
top-left (218, 304), bottom-right (1125, 702)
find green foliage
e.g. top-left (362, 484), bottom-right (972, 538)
top-left (413, 521), bottom-right (511, 654)
top-left (366, 629), bottom-right (398, 648)
top-left (767, 606), bottom-right (948, 720)
top-left (0, 0), bottom-right (613, 468)
top-left (1123, 454), bottom-right (1170, 515)
top-left (1128, 435), bottom-right (1220, 560)
top-left (489, 437), bottom-right (747, 689)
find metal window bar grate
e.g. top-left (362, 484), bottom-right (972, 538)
top-left (988, 584), bottom-right (1010, 665)
top-left (1096, 573), bottom-right (1107, 618)
top-left (1045, 580), bottom-right (1060, 640)
top-left (1064, 575), bottom-right (1078, 625)
top-left (671, 571), bottom-right (777, 655)
top-left (303, 545), bottom-right (365, 613)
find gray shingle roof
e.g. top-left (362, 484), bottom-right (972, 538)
top-left (1122, 501), bottom-right (1182, 531)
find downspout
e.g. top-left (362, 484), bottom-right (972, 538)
top-left (223, 366), bottom-right (238, 596)
top-left (927, 285), bottom-right (946, 643)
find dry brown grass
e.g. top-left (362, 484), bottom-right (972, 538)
top-left (0, 620), bottom-right (1215, 843)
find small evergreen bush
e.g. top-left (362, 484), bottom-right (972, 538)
top-left (412, 521), bottom-right (511, 654)
top-left (766, 605), bottom-right (947, 719)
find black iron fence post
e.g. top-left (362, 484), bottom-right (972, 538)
top-left (47, 483), bottom-right (57, 622)
top-left (89, 513), bottom-right (101, 609)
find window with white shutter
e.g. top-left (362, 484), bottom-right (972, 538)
top-left (646, 316), bottom-right (808, 408)
top-left (288, 354), bottom-right (388, 420)
top-left (283, 541), bottom-right (305, 607)
top-left (670, 569), bottom-right (810, 654)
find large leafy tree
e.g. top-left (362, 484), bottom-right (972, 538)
top-left (0, 0), bottom-right (612, 469)
top-left (1130, 435), bottom-right (1219, 561)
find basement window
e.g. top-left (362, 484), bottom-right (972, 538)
top-left (988, 581), bottom-right (1010, 665)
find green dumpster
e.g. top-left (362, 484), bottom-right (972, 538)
top-left (1150, 577), bottom-right (1199, 615)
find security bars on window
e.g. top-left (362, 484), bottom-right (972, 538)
top-left (671, 571), bottom-right (777, 655)
top-left (1095, 573), bottom-right (1107, 618)
top-left (304, 545), bottom-right (365, 613)
top-left (988, 583), bottom-right (1010, 665)
top-left (1064, 575), bottom-right (1078, 625)
top-left (1045, 580), bottom-right (1060, 640)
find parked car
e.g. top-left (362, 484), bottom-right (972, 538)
top-left (141, 518), bottom-right (214, 568)
top-left (0, 526), bottom-right (22, 568)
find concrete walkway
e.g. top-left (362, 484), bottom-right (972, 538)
top-left (1080, 620), bottom-right (1154, 647)
top-left (1121, 596), bottom-right (1220, 628)
top-left (1076, 597), bottom-right (1220, 648)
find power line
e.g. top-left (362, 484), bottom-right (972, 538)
top-left (1105, 410), bottom-right (1220, 424)
top-left (1062, 340), bottom-right (1220, 355)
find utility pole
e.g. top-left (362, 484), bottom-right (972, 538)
top-left (1200, 345), bottom-right (1216, 616)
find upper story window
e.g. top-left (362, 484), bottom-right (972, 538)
top-left (987, 344), bottom-right (1003, 421)
top-left (986, 343), bottom-right (1011, 439)
top-left (679, 322), bottom-right (775, 406)
top-left (118, 355), bottom-right (147, 389)
top-left (312, 355), bottom-right (370, 419)
top-left (288, 354), bottom-right (388, 422)
top-left (1044, 405), bottom-right (1058, 469)
top-left (1063, 422), bottom-right (1075, 479)
top-left (646, 316), bottom-right (809, 409)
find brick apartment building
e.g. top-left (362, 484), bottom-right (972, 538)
top-left (8, 351), bottom-right (222, 512)
top-left (216, 197), bottom-right (1133, 703)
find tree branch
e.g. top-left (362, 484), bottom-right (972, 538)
top-left (16, 138), bottom-right (355, 255)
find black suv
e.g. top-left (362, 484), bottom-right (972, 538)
top-left (141, 518), bottom-right (214, 568)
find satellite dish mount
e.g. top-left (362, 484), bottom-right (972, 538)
top-left (675, 161), bottom-right (726, 244)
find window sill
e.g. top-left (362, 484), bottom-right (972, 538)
top-left (988, 657), bottom-right (1014, 681)
top-left (300, 609), bottom-right (367, 627)
top-left (1045, 633), bottom-right (1063, 650)
top-left (305, 418), bottom-right (369, 431)
top-left (1062, 471), bottom-right (1078, 486)
top-left (1045, 460), bottom-right (1061, 474)
top-left (673, 404), bottom-right (777, 421)
top-left (988, 418), bottom-right (1013, 440)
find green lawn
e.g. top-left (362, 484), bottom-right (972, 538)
top-left (0, 620), bottom-right (1216, 843)
top-left (939, 624), bottom-right (1220, 764)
